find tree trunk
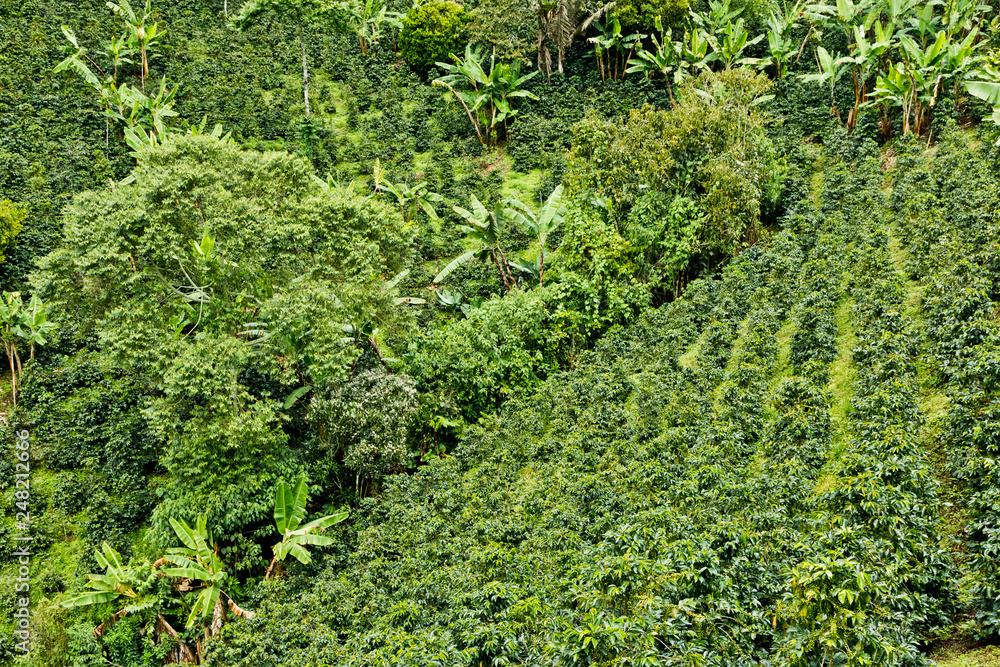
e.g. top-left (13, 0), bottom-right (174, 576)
top-left (495, 248), bottom-right (517, 291)
top-left (210, 597), bottom-right (226, 637)
top-left (492, 252), bottom-right (512, 291)
top-left (227, 598), bottom-right (256, 620)
top-left (538, 244), bottom-right (545, 287)
top-left (7, 345), bottom-right (16, 408)
top-left (156, 614), bottom-right (197, 664)
top-left (265, 554), bottom-right (277, 580)
top-left (300, 26), bottom-right (311, 115)
top-left (93, 608), bottom-right (129, 637)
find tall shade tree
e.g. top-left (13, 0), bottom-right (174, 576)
top-left (233, 0), bottom-right (349, 115)
top-left (32, 134), bottom-right (412, 563)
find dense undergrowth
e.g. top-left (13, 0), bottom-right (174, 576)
top-left (3, 0), bottom-right (1000, 662)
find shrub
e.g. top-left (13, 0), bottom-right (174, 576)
top-left (399, 0), bottom-right (471, 73)
top-left (310, 367), bottom-right (419, 478)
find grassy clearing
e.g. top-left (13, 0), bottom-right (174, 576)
top-left (502, 166), bottom-right (545, 203)
top-left (886, 217), bottom-right (982, 662)
top-left (712, 317), bottom-right (751, 413)
top-left (886, 225), bottom-right (965, 545)
top-left (826, 298), bottom-right (858, 461)
top-left (931, 643), bottom-right (1000, 667)
top-left (678, 330), bottom-right (705, 370)
top-left (813, 298), bottom-right (859, 495)
top-left (770, 319), bottom-right (796, 384)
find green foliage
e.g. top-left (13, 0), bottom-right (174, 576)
top-left (163, 516), bottom-right (228, 628)
top-left (565, 69), bottom-right (779, 301)
top-left (310, 367), bottom-right (419, 477)
top-left (432, 44), bottom-right (539, 147)
top-left (467, 0), bottom-right (536, 62)
top-left (891, 129), bottom-right (1000, 640)
top-left (611, 0), bottom-right (691, 30)
top-left (54, 6), bottom-right (179, 143)
top-left (270, 474), bottom-right (348, 568)
top-left (12, 0), bottom-right (1000, 661)
top-left (26, 133), bottom-right (411, 565)
top-left (399, 0), bottom-right (472, 72)
top-left (505, 184), bottom-right (565, 287)
top-left (435, 192), bottom-right (516, 289)
top-left (346, 0), bottom-right (403, 55)
top-left (0, 199), bottom-right (25, 264)
top-left (409, 284), bottom-right (583, 420)
top-left (62, 543), bottom-right (143, 609)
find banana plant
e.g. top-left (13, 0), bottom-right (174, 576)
top-left (758, 1), bottom-right (803, 78)
top-left (588, 18), bottom-right (620, 83)
top-left (942, 26), bottom-right (985, 97)
top-left (104, 33), bottom-right (134, 83)
top-left (435, 195), bottom-right (517, 291)
top-left (265, 474), bottom-right (348, 579)
top-left (505, 185), bottom-right (565, 287)
top-left (55, 27), bottom-right (177, 145)
top-left (18, 294), bottom-right (56, 361)
top-left (801, 46), bottom-right (848, 120)
top-left (834, 24), bottom-right (891, 129)
top-left (61, 543), bottom-right (174, 642)
top-left (966, 71), bottom-right (1000, 143)
top-left (905, 0), bottom-right (942, 38)
top-left (63, 543), bottom-right (142, 609)
top-left (689, 0), bottom-right (742, 35)
top-left (107, 0), bottom-right (165, 88)
top-left (347, 0), bottom-right (402, 54)
top-left (712, 17), bottom-right (764, 69)
top-left (161, 517), bottom-right (229, 631)
top-left (942, 0), bottom-right (991, 35)
top-left (626, 16), bottom-right (683, 100)
top-left (433, 45), bottom-right (539, 147)
top-left (372, 158), bottom-right (443, 226)
top-left (804, 0), bottom-right (866, 42)
top-left (510, 254), bottom-right (542, 286)
top-left (678, 27), bottom-right (717, 78)
top-left (898, 31), bottom-right (950, 135)
top-left (871, 61), bottom-right (915, 133)
top-left (0, 292), bottom-right (23, 405)
top-left (435, 286), bottom-right (467, 315)
top-left (965, 74), bottom-right (1000, 105)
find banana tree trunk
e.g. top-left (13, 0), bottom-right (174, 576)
top-left (6, 344), bottom-right (16, 408)
top-left (210, 597), bottom-right (226, 637)
top-left (538, 244), bottom-right (545, 287)
top-left (264, 554), bottom-right (281, 580)
top-left (156, 614), bottom-right (197, 664)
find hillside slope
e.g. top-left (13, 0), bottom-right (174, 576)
top-left (203, 134), bottom-right (997, 665)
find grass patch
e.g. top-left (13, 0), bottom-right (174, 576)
top-left (770, 319), bottom-right (796, 385)
top-left (813, 299), bottom-right (858, 495)
top-left (502, 167), bottom-right (545, 203)
top-left (887, 223), bottom-right (971, 578)
top-left (678, 330), bottom-right (705, 370)
top-left (930, 642), bottom-right (1000, 667)
top-left (712, 317), bottom-right (751, 413)
top-left (826, 298), bottom-right (858, 462)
